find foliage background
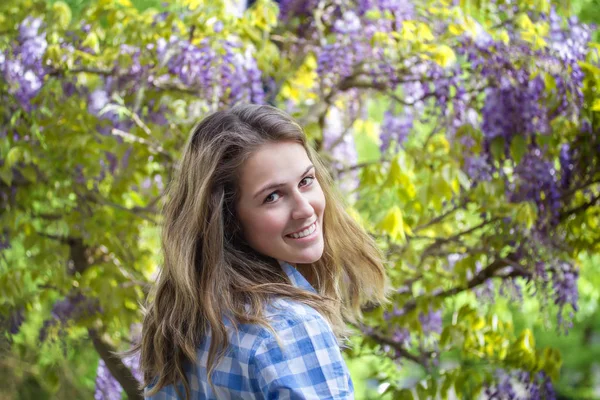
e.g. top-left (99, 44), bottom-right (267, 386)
top-left (1, 0), bottom-right (599, 398)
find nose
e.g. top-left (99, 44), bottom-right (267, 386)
top-left (291, 192), bottom-right (313, 220)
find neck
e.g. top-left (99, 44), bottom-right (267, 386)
top-left (277, 260), bottom-right (315, 287)
top-left (295, 263), bottom-right (316, 287)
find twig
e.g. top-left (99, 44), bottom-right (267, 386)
top-left (111, 128), bottom-right (171, 161)
top-left (82, 191), bottom-right (159, 224)
top-left (364, 329), bottom-right (426, 365)
top-left (398, 255), bottom-right (524, 315)
top-left (419, 217), bottom-right (501, 261)
top-left (336, 158), bottom-right (391, 174)
top-left (413, 196), bottom-right (470, 232)
top-left (559, 192), bottom-right (600, 222)
top-left (348, 322), bottom-right (430, 365)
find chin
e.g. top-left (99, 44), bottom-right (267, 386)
top-left (288, 245), bottom-right (324, 264)
top-left (292, 254), bottom-right (323, 264)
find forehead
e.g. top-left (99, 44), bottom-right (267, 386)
top-left (239, 141), bottom-right (310, 186)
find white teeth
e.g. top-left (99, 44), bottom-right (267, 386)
top-left (288, 222), bottom-right (316, 239)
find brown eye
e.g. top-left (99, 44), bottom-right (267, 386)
top-left (264, 192), bottom-right (281, 204)
top-left (300, 176), bottom-right (315, 187)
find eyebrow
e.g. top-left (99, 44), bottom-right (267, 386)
top-left (253, 165), bottom-right (315, 200)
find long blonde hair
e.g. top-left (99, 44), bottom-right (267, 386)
top-left (137, 104), bottom-right (391, 398)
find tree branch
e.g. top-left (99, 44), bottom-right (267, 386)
top-left (48, 66), bottom-right (202, 95)
top-left (111, 128), bottom-right (171, 161)
top-left (89, 329), bottom-right (143, 400)
top-left (559, 191), bottom-right (600, 222)
top-left (413, 197), bottom-right (470, 232)
top-left (419, 217), bottom-right (502, 261)
top-left (347, 322), bottom-right (430, 365)
top-left (79, 190), bottom-right (160, 224)
top-left (336, 158), bottom-right (391, 174)
top-left (397, 254), bottom-right (525, 315)
top-left (364, 329), bottom-right (427, 365)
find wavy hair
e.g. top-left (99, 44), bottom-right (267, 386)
top-left (135, 104), bottom-right (391, 399)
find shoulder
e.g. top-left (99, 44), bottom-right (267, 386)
top-left (226, 297), bottom-right (341, 363)
top-left (248, 297), bottom-right (342, 362)
top-left (264, 297), bottom-right (332, 330)
top-left (245, 298), bottom-right (354, 398)
top-left (230, 297), bottom-right (335, 347)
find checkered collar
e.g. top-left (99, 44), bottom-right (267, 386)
top-left (278, 260), bottom-right (317, 294)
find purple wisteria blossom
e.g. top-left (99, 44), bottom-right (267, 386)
top-left (51, 292), bottom-right (100, 323)
top-left (380, 109), bottom-right (413, 153)
top-left (559, 143), bottom-right (574, 191)
top-left (391, 327), bottom-right (411, 346)
top-left (39, 292), bottom-right (101, 341)
top-left (94, 360), bottom-right (123, 400)
top-left (322, 106), bottom-right (358, 195)
top-left (315, 3), bottom-right (415, 91)
top-left (94, 353), bottom-right (142, 400)
top-left (1, 17), bottom-right (48, 111)
top-left (277, 0), bottom-right (319, 22)
top-left (95, 325), bottom-right (143, 400)
top-left (547, 8), bottom-right (592, 63)
top-left (88, 89), bottom-right (110, 116)
top-left (357, 0), bottom-right (415, 22)
top-left (155, 36), bottom-right (264, 105)
top-left (509, 148), bottom-right (561, 227)
top-left (552, 261), bottom-right (579, 329)
top-left (484, 369), bottom-right (556, 400)
top-left (481, 75), bottom-right (548, 144)
top-left (418, 308), bottom-right (443, 335)
top-left (499, 278), bottom-right (524, 304)
top-left (463, 154), bottom-right (494, 183)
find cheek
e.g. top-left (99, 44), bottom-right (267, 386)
top-left (314, 185), bottom-right (326, 214)
top-left (247, 210), bottom-right (287, 237)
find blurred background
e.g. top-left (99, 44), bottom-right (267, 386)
top-left (1, 0), bottom-right (599, 398)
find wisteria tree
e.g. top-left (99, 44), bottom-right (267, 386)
top-left (1, 0), bottom-right (599, 398)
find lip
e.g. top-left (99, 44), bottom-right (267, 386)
top-left (285, 220), bottom-right (317, 237)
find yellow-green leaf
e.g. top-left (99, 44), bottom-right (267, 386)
top-left (510, 135), bottom-right (527, 164)
top-left (376, 206), bottom-right (406, 242)
top-left (6, 147), bottom-right (23, 167)
top-left (0, 168), bottom-right (12, 186)
top-left (52, 1), bottom-right (72, 29)
top-left (432, 45), bottom-right (457, 68)
top-left (81, 32), bottom-right (100, 54)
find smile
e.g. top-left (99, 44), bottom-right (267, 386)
top-left (286, 221), bottom-right (317, 239)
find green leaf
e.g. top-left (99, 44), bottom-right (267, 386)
top-left (580, 61), bottom-right (600, 77)
top-left (6, 147), bottom-right (23, 167)
top-left (19, 165), bottom-right (37, 183)
top-left (128, 191), bottom-right (146, 207)
top-left (515, 202), bottom-right (537, 230)
top-left (510, 135), bottom-right (527, 164)
top-left (416, 383), bottom-right (428, 399)
top-left (490, 136), bottom-right (505, 161)
top-left (440, 326), bottom-right (451, 347)
top-left (52, 1), bottom-right (72, 29)
top-left (41, 366), bottom-right (61, 392)
top-left (81, 32), bottom-right (100, 54)
top-left (440, 374), bottom-right (454, 400)
top-left (376, 206), bottom-right (406, 242)
top-left (393, 388), bottom-right (414, 400)
top-left (0, 167), bottom-right (12, 185)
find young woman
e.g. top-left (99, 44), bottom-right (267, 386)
top-left (137, 104), bottom-right (391, 399)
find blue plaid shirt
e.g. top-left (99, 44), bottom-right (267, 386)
top-left (146, 262), bottom-right (354, 399)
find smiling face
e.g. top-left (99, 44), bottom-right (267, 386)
top-left (236, 141), bottom-right (326, 265)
